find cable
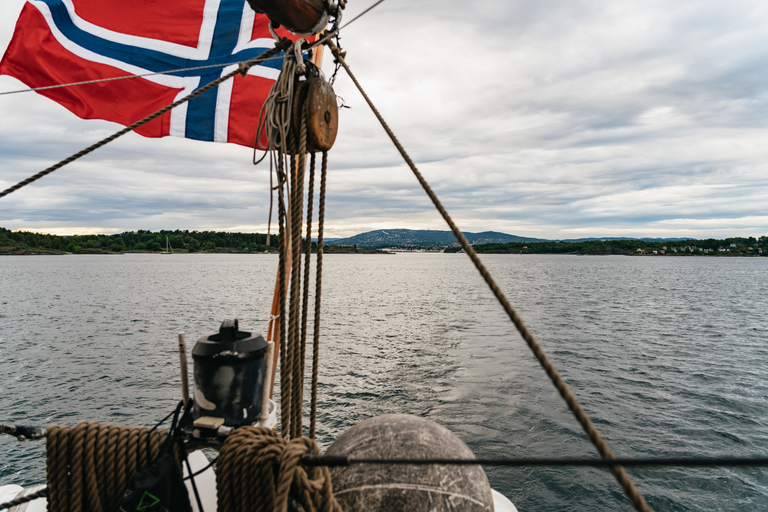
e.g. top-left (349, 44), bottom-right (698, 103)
top-left (0, 39), bottom-right (292, 200)
top-left (305, 0), bottom-right (389, 52)
top-left (183, 456), bottom-right (219, 481)
top-left (0, 55), bottom-right (288, 97)
top-left (301, 455), bottom-right (768, 468)
top-left (5, 421), bottom-right (768, 469)
top-left (328, 43), bottom-right (653, 512)
top-left (339, 0), bottom-right (388, 30)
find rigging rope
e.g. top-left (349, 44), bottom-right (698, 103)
top-left (0, 39), bottom-right (292, 200)
top-left (307, 455), bottom-right (768, 468)
top-left (310, 151), bottom-right (328, 440)
top-left (264, 42), bottom-right (329, 440)
top-left (0, 57), bottom-right (286, 97)
top-left (278, 154), bottom-right (291, 437)
top-left (300, 152), bottom-right (317, 436)
top-left (327, 42), bottom-right (653, 512)
top-left (288, 109), bottom-right (309, 439)
top-left (0, 487), bottom-right (48, 510)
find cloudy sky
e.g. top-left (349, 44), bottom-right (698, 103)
top-left (1, 0), bottom-right (768, 239)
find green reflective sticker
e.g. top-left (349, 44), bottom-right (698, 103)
top-left (136, 491), bottom-right (161, 510)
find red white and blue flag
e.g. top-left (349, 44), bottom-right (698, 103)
top-left (0, 0), bottom-right (302, 147)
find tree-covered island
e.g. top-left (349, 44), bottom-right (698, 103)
top-left (0, 228), bottom-right (385, 255)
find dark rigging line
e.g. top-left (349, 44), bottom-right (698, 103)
top-left (0, 55), bottom-right (288, 97)
top-left (0, 39), bottom-right (292, 200)
top-left (305, 0), bottom-right (388, 52)
top-left (340, 0), bottom-right (388, 30)
top-left (3, 425), bottom-right (766, 470)
top-left (326, 42), bottom-right (653, 512)
top-left (301, 455), bottom-right (768, 468)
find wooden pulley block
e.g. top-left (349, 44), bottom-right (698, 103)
top-left (291, 64), bottom-right (338, 153)
top-left (305, 72), bottom-right (338, 152)
top-left (246, 0), bottom-right (329, 36)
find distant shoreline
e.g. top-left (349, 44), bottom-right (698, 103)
top-left (0, 246), bottom-right (390, 256)
top-left (1, 228), bottom-right (764, 257)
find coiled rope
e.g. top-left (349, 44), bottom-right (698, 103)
top-left (44, 422), bottom-right (172, 512)
top-left (327, 42), bottom-right (653, 512)
top-left (217, 426), bottom-right (342, 512)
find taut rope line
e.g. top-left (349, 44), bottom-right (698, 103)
top-left (327, 43), bottom-right (653, 512)
top-left (0, 57), bottom-right (288, 97)
top-left (0, 39), bottom-right (292, 200)
top-left (300, 152), bottom-right (317, 436)
top-left (310, 151), bottom-right (328, 439)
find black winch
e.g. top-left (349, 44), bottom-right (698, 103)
top-left (191, 319), bottom-right (268, 428)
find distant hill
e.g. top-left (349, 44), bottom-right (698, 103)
top-left (326, 229), bottom-right (545, 249)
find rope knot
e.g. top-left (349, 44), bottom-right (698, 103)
top-left (218, 426), bottom-right (341, 512)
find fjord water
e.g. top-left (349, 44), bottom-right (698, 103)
top-left (1, 253), bottom-right (767, 510)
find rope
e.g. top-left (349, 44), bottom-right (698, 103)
top-left (0, 39), bottom-right (292, 200)
top-left (217, 426), bottom-right (342, 512)
top-left (328, 43), bottom-right (653, 512)
top-left (0, 487), bottom-right (48, 510)
top-left (304, 0), bottom-right (388, 53)
top-left (310, 152), bottom-right (327, 440)
top-left (289, 110), bottom-right (309, 439)
top-left (0, 56), bottom-right (288, 97)
top-left (300, 152), bottom-right (316, 436)
top-left (255, 47), bottom-right (299, 153)
top-left (257, 38), bottom-right (329, 443)
top-left (301, 455), bottom-right (768, 468)
top-left (278, 160), bottom-right (291, 436)
top-left (44, 422), bottom-right (172, 512)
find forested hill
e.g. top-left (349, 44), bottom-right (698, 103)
top-left (327, 229), bottom-right (545, 249)
top-left (0, 228), bottom-right (274, 254)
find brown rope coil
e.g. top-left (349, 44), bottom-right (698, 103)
top-left (45, 422), bottom-right (172, 512)
top-left (217, 426), bottom-right (342, 512)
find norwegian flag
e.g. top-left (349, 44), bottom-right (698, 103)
top-left (0, 0), bottom-right (303, 146)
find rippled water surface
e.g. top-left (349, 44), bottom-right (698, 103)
top-left (1, 253), bottom-right (767, 510)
